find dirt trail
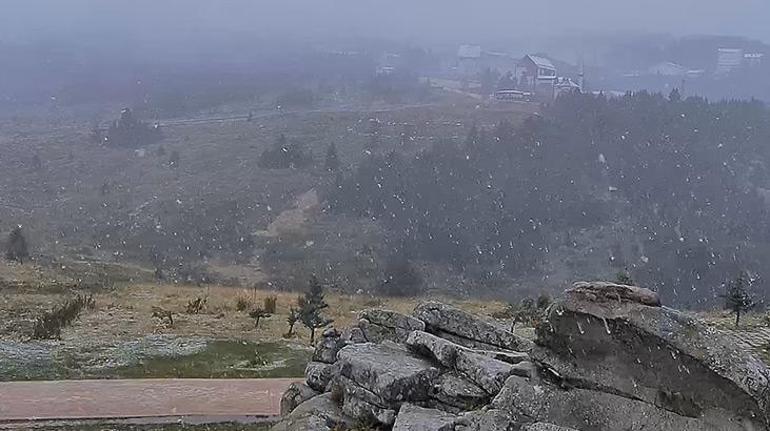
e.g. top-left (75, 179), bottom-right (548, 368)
top-left (0, 378), bottom-right (298, 422)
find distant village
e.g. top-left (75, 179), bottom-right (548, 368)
top-left (370, 38), bottom-right (768, 103)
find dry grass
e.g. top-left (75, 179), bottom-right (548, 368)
top-left (1, 280), bottom-right (508, 345)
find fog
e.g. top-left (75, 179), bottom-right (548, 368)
top-left (3, 0), bottom-right (769, 48)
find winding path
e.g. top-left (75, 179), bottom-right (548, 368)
top-left (0, 378), bottom-right (298, 423)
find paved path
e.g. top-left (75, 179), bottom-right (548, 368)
top-left (0, 378), bottom-right (299, 422)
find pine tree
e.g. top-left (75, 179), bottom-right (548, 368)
top-left (299, 276), bottom-right (333, 344)
top-left (721, 272), bottom-right (755, 328)
top-left (669, 88), bottom-right (682, 102)
top-left (325, 143), bottom-right (340, 172)
top-left (6, 226), bottom-right (29, 264)
top-left (286, 305), bottom-right (300, 337)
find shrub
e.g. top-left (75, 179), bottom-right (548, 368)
top-left (615, 271), bottom-right (635, 285)
top-left (285, 305), bottom-right (300, 338)
top-left (249, 307), bottom-right (271, 329)
top-left (32, 294), bottom-right (95, 339)
top-left (235, 295), bottom-right (252, 312)
top-left (263, 295), bottom-right (277, 314)
top-left (6, 226), bottom-right (29, 264)
top-left (185, 297), bottom-right (207, 314)
top-left (258, 134), bottom-right (313, 169)
top-left (152, 306), bottom-right (175, 326)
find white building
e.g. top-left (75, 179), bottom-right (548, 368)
top-left (716, 48), bottom-right (744, 75)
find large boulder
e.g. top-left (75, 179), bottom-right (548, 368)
top-left (359, 309), bottom-right (425, 343)
top-left (535, 281), bottom-right (770, 427)
top-left (429, 372), bottom-right (490, 411)
top-left (414, 301), bottom-right (532, 352)
top-left (523, 424), bottom-right (579, 431)
top-left (392, 403), bottom-right (457, 431)
top-left (312, 327), bottom-right (343, 364)
top-left (492, 376), bottom-right (742, 431)
top-left (305, 361), bottom-right (337, 392)
top-left (270, 393), bottom-right (344, 431)
top-left (334, 375), bottom-right (397, 426)
top-left (454, 409), bottom-right (519, 431)
top-left (406, 330), bottom-right (517, 395)
top-left (279, 382), bottom-right (319, 416)
top-left (274, 295), bottom-right (770, 431)
top-left (454, 349), bottom-right (515, 395)
top-left (336, 342), bottom-right (440, 403)
top-left (406, 330), bottom-right (462, 367)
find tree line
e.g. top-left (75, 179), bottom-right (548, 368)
top-left (327, 91), bottom-right (770, 306)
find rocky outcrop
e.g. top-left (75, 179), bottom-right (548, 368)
top-left (280, 382), bottom-right (319, 416)
top-left (392, 403), bottom-right (457, 431)
top-left (305, 361), bottom-right (336, 392)
top-left (359, 309), bottom-right (425, 343)
top-left (535, 281), bottom-right (770, 428)
top-left (271, 393), bottom-right (345, 431)
top-left (312, 328), bottom-right (344, 364)
top-left (272, 282), bottom-right (770, 431)
top-left (414, 301), bottom-right (533, 352)
top-left (523, 424), bottom-right (579, 431)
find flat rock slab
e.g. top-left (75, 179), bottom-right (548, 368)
top-left (337, 342), bottom-right (440, 402)
top-left (493, 376), bottom-right (745, 431)
top-left (537, 292), bottom-right (770, 425)
top-left (0, 378), bottom-right (299, 422)
top-left (392, 403), bottom-right (456, 431)
top-left (414, 302), bottom-right (532, 352)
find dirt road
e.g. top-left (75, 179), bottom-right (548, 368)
top-left (0, 378), bottom-right (298, 422)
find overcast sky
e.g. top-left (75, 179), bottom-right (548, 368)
top-left (2, 0), bottom-right (769, 48)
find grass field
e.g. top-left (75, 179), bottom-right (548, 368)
top-left (0, 259), bottom-right (509, 381)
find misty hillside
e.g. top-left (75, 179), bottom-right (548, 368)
top-left (327, 92), bottom-right (770, 306)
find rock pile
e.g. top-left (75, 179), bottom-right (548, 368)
top-left (273, 282), bottom-right (770, 430)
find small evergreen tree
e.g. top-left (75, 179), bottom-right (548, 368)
top-left (299, 276), bottom-right (333, 344)
top-left (669, 88), bottom-right (682, 102)
top-left (615, 270), bottom-right (635, 286)
top-left (6, 226), bottom-right (29, 264)
top-left (721, 272), bottom-right (755, 328)
top-left (324, 143), bottom-right (340, 172)
top-left (286, 305), bottom-right (300, 337)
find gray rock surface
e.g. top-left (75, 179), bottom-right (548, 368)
top-left (341, 326), bottom-right (367, 344)
top-left (334, 375), bottom-right (397, 426)
top-left (455, 349), bottom-right (514, 395)
top-left (414, 301), bottom-right (533, 352)
top-left (429, 372), bottom-right (489, 411)
top-left (305, 361), bottom-right (336, 392)
top-left (312, 329), bottom-right (343, 364)
top-left (336, 342), bottom-right (440, 402)
top-left (392, 403), bottom-right (457, 431)
top-left (569, 280), bottom-right (661, 306)
top-left (279, 382), bottom-right (319, 416)
top-left (273, 287), bottom-right (770, 431)
top-left (454, 409), bottom-right (518, 431)
top-left (406, 330), bottom-right (461, 367)
top-left (492, 376), bottom-right (746, 431)
top-left (361, 309), bottom-right (426, 332)
top-left (271, 393), bottom-right (344, 431)
top-left (536, 282), bottom-right (770, 427)
top-left (357, 309), bottom-right (425, 343)
top-left (523, 423), bottom-right (579, 431)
